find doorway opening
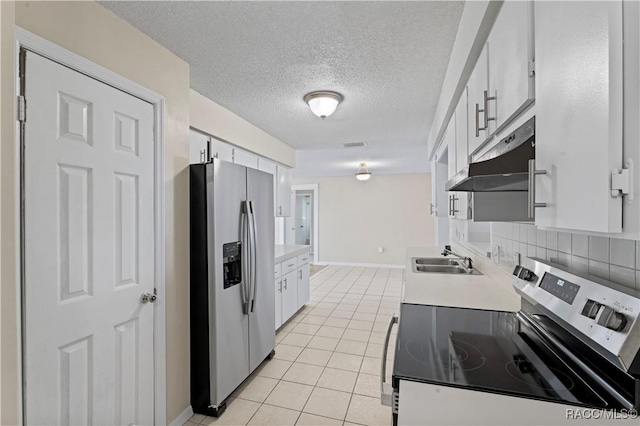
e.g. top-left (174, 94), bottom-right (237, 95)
top-left (286, 184), bottom-right (319, 264)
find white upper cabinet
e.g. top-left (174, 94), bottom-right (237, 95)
top-left (467, 47), bottom-right (490, 155)
top-left (233, 147), bottom-right (259, 169)
top-left (467, 1), bottom-right (534, 158)
top-left (445, 115), bottom-right (457, 180)
top-left (189, 130), bottom-right (233, 163)
top-left (487, 0), bottom-right (534, 133)
top-left (455, 87), bottom-right (469, 174)
top-left (534, 0), bottom-right (624, 233)
top-left (430, 160), bottom-right (449, 217)
top-left (276, 165), bottom-right (292, 217)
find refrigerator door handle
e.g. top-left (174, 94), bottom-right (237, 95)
top-left (241, 201), bottom-right (251, 315)
top-left (248, 201), bottom-right (258, 313)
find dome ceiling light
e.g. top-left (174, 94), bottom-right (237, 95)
top-left (355, 162), bottom-right (371, 181)
top-left (304, 91), bottom-right (343, 119)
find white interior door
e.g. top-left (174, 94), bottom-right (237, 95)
top-left (23, 51), bottom-right (156, 425)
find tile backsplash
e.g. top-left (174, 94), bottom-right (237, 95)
top-left (488, 222), bottom-right (640, 296)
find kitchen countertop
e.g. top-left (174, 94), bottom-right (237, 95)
top-left (404, 247), bottom-right (521, 312)
top-left (274, 244), bottom-right (310, 263)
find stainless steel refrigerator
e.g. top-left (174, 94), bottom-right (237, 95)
top-left (190, 159), bottom-right (275, 417)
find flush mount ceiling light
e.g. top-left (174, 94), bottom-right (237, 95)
top-left (304, 91), bottom-right (343, 119)
top-left (355, 162), bottom-right (371, 181)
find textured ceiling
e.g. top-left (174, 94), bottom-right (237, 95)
top-left (100, 0), bottom-right (464, 174)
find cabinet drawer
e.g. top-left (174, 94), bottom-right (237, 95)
top-left (297, 252), bottom-right (311, 266)
top-left (274, 263), bottom-right (282, 280)
top-left (281, 257), bottom-right (298, 275)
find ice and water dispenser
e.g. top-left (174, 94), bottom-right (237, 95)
top-left (222, 241), bottom-right (242, 289)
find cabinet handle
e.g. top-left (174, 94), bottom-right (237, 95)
top-left (299, 270), bottom-right (302, 280)
top-left (475, 103), bottom-right (481, 137)
top-left (527, 159), bottom-right (547, 219)
top-left (278, 205), bottom-right (282, 215)
top-left (451, 194), bottom-right (459, 215)
top-left (278, 280), bottom-right (283, 292)
top-left (283, 278), bottom-right (288, 290)
top-left (483, 90), bottom-right (496, 129)
top-left (448, 195), bottom-right (453, 216)
top-left (430, 203), bottom-right (434, 216)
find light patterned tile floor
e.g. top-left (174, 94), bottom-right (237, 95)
top-left (186, 265), bottom-right (401, 426)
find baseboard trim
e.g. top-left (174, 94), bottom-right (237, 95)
top-left (316, 261), bottom-right (405, 269)
top-left (169, 406), bottom-right (194, 426)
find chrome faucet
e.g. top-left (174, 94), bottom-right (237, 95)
top-left (441, 245), bottom-right (473, 271)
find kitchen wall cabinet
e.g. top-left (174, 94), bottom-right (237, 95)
top-left (276, 165), bottom-right (292, 217)
top-left (430, 160), bottom-right (448, 218)
top-left (233, 147), bottom-right (259, 169)
top-left (445, 116), bottom-right (457, 180)
top-left (486, 0), bottom-right (534, 136)
top-left (189, 130), bottom-right (234, 164)
top-left (454, 87), bottom-right (469, 175)
top-left (445, 99), bottom-right (471, 221)
top-left (466, 0), bottom-right (533, 158)
top-left (467, 47), bottom-right (490, 155)
top-left (534, 0), bottom-right (624, 233)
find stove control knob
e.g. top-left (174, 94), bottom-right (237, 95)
top-left (513, 266), bottom-right (535, 281)
top-left (581, 299), bottom-right (602, 319)
top-left (596, 306), bottom-right (627, 331)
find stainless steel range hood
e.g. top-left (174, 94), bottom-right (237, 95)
top-left (446, 117), bottom-right (535, 192)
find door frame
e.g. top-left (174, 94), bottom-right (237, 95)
top-left (14, 27), bottom-right (167, 425)
top-left (291, 184), bottom-right (319, 263)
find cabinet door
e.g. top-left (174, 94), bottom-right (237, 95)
top-left (276, 166), bottom-right (292, 217)
top-left (189, 130), bottom-right (208, 164)
top-left (455, 87), bottom-right (469, 172)
top-left (487, 0), bottom-right (534, 132)
top-left (467, 47), bottom-right (489, 155)
top-left (210, 137), bottom-right (234, 163)
top-left (430, 161), bottom-right (449, 217)
top-left (444, 117), bottom-right (457, 180)
top-left (233, 148), bottom-right (259, 169)
top-left (281, 270), bottom-right (298, 322)
top-left (275, 277), bottom-right (282, 330)
top-left (297, 264), bottom-right (310, 308)
top-left (535, 1), bottom-right (623, 232)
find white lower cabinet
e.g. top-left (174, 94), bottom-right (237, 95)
top-left (274, 263), bottom-right (282, 329)
top-left (281, 270), bottom-right (298, 322)
top-left (275, 249), bottom-right (311, 330)
top-left (297, 253), bottom-right (310, 307)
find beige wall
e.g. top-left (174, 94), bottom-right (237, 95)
top-left (3, 1), bottom-right (192, 423)
top-left (191, 89), bottom-right (295, 167)
top-left (293, 174), bottom-right (435, 265)
top-left (1, 1), bottom-right (16, 423)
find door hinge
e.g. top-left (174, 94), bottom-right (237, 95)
top-left (17, 95), bottom-right (26, 122)
top-left (611, 159), bottom-right (633, 201)
top-left (528, 59), bottom-right (535, 77)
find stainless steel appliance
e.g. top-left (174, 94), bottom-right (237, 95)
top-left (383, 258), bottom-right (640, 425)
top-left (190, 159), bottom-right (275, 417)
top-left (446, 116), bottom-right (537, 222)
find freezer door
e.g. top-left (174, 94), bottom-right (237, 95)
top-left (207, 160), bottom-right (250, 406)
top-left (247, 168), bottom-right (276, 372)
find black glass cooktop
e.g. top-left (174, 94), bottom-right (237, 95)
top-left (392, 303), bottom-right (615, 408)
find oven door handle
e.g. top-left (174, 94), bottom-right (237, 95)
top-left (380, 314), bottom-right (398, 407)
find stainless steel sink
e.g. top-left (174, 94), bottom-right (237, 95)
top-left (411, 257), bottom-right (482, 275)
top-left (413, 257), bottom-right (461, 266)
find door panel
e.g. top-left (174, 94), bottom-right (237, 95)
top-left (534, 1), bottom-right (623, 232)
top-left (24, 51), bottom-right (155, 425)
top-left (208, 159), bottom-right (250, 405)
top-left (247, 168), bottom-right (275, 371)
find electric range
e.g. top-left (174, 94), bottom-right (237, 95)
top-left (382, 258), bottom-right (640, 425)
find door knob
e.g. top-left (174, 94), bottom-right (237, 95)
top-left (141, 291), bottom-right (157, 304)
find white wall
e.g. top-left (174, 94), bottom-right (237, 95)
top-left (293, 173), bottom-right (434, 266)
